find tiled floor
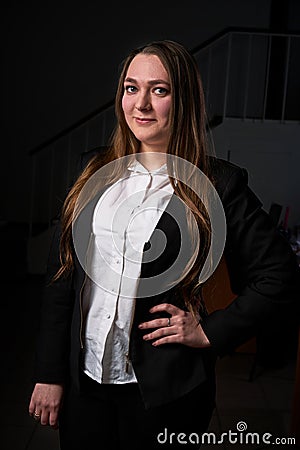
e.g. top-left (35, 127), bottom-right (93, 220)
top-left (1, 275), bottom-right (299, 450)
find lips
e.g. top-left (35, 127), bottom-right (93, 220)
top-left (134, 117), bottom-right (155, 124)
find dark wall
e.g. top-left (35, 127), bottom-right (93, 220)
top-left (1, 0), bottom-right (296, 222)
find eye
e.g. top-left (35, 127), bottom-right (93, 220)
top-left (124, 85), bottom-right (137, 94)
top-left (154, 87), bottom-right (169, 95)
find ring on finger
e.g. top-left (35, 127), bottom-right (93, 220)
top-left (167, 317), bottom-right (171, 327)
top-left (33, 411), bottom-right (41, 421)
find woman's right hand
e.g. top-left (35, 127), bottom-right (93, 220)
top-left (29, 383), bottom-right (64, 429)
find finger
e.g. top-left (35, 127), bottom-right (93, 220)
top-left (28, 399), bottom-right (37, 416)
top-left (149, 303), bottom-right (181, 316)
top-left (32, 410), bottom-right (42, 421)
top-left (152, 335), bottom-right (178, 346)
top-left (143, 326), bottom-right (176, 341)
top-left (40, 410), bottom-right (51, 426)
top-left (138, 317), bottom-right (171, 330)
top-left (49, 411), bottom-right (59, 428)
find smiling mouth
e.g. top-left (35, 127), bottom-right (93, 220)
top-left (135, 117), bottom-right (155, 123)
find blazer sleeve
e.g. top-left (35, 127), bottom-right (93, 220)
top-left (32, 146), bottom-right (108, 383)
top-left (32, 222), bottom-right (75, 383)
top-left (201, 164), bottom-right (300, 356)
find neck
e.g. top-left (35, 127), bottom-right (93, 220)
top-left (136, 151), bottom-right (167, 171)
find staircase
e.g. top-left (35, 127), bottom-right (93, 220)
top-left (27, 28), bottom-right (300, 274)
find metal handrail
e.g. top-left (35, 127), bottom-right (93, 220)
top-left (28, 28), bottom-right (300, 158)
top-left (27, 29), bottom-right (300, 235)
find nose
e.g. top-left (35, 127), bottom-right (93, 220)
top-left (136, 104), bottom-right (151, 112)
top-left (135, 92), bottom-right (151, 112)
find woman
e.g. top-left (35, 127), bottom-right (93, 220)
top-left (28, 40), bottom-right (299, 449)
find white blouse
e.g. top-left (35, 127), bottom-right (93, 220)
top-left (82, 160), bottom-right (174, 384)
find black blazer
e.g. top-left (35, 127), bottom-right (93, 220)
top-left (33, 147), bottom-right (300, 409)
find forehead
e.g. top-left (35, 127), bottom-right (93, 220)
top-left (126, 54), bottom-right (169, 81)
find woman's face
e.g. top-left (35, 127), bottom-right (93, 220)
top-left (122, 53), bottom-right (172, 152)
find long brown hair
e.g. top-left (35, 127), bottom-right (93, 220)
top-left (54, 40), bottom-right (215, 316)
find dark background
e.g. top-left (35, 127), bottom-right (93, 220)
top-left (2, 0), bottom-right (299, 224)
top-left (0, 3), bottom-right (300, 449)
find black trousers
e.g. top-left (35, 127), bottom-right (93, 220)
top-left (59, 373), bottom-right (216, 450)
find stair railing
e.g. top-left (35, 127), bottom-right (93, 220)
top-left (28, 29), bottom-right (300, 236)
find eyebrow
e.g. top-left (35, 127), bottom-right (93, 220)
top-left (124, 77), bottom-right (170, 87)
